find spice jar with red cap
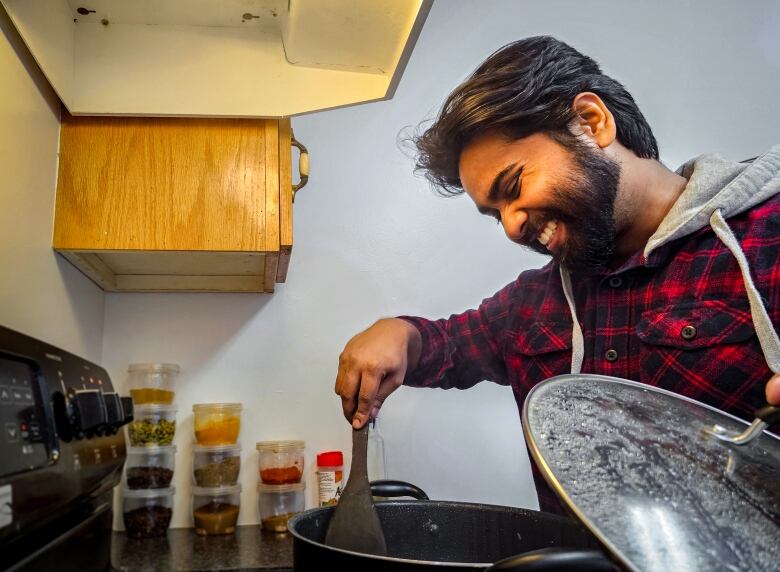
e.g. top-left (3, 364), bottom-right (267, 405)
top-left (316, 451), bottom-right (343, 507)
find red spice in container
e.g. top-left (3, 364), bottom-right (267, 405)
top-left (260, 466), bottom-right (303, 485)
top-left (256, 440), bottom-right (305, 484)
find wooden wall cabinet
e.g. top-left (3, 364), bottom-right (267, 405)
top-left (53, 114), bottom-right (303, 293)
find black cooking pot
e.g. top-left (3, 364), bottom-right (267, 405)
top-left (288, 481), bottom-right (617, 571)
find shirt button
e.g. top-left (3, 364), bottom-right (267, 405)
top-left (681, 325), bottom-right (697, 340)
top-left (608, 277), bottom-right (623, 288)
top-left (605, 349), bottom-right (618, 362)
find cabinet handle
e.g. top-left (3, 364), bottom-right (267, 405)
top-left (291, 131), bottom-right (309, 202)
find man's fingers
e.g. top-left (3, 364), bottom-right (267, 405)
top-left (353, 371), bottom-right (380, 429)
top-left (374, 370), bottom-right (403, 409)
top-left (766, 372), bottom-right (780, 405)
top-left (337, 368), bottom-right (361, 422)
top-left (367, 371), bottom-right (404, 422)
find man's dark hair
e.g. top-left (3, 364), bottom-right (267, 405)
top-left (414, 36), bottom-right (659, 196)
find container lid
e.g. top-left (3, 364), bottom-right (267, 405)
top-left (193, 443), bottom-right (241, 454)
top-left (134, 403), bottom-right (178, 414)
top-left (523, 374), bottom-right (780, 572)
top-left (192, 403), bottom-right (242, 413)
top-left (316, 451), bottom-right (343, 467)
top-left (191, 484), bottom-right (242, 496)
top-left (128, 363), bottom-right (180, 374)
top-left (127, 445), bottom-right (177, 455)
top-left (257, 481), bottom-right (305, 493)
top-left (256, 440), bottom-right (305, 452)
top-left (122, 486), bottom-right (176, 499)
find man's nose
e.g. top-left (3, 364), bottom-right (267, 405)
top-left (501, 208), bottom-right (528, 241)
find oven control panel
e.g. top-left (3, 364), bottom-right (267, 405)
top-left (0, 357), bottom-right (48, 477)
top-left (0, 325), bottom-right (133, 481)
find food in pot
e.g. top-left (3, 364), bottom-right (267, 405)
top-left (123, 505), bottom-right (173, 538)
top-left (194, 456), bottom-right (240, 487)
top-left (193, 502), bottom-right (240, 535)
top-left (260, 466), bottom-right (302, 485)
top-left (126, 466), bottom-right (174, 489)
top-left (128, 418), bottom-right (176, 446)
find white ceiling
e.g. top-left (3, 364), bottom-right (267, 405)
top-left (66, 0), bottom-right (286, 30)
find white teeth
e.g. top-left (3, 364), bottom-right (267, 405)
top-left (537, 221), bottom-right (558, 247)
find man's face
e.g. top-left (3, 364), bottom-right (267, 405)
top-left (459, 131), bottom-right (621, 273)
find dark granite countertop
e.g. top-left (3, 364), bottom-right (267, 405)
top-left (111, 526), bottom-right (293, 571)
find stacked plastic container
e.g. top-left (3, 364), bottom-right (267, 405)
top-left (121, 364), bottom-right (180, 539)
top-left (191, 403), bottom-right (243, 535)
top-left (256, 440), bottom-right (306, 532)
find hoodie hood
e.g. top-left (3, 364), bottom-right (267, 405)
top-left (645, 144), bottom-right (780, 257)
top-left (561, 145), bottom-right (780, 379)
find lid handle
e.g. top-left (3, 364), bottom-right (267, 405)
top-left (706, 404), bottom-right (779, 446)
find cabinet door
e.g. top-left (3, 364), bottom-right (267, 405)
top-left (54, 113), bottom-right (280, 252)
top-left (53, 113), bottom-right (289, 293)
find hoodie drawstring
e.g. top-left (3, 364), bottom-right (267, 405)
top-left (710, 209), bottom-right (780, 374)
top-left (559, 208), bottom-right (780, 376)
top-left (560, 266), bottom-right (584, 374)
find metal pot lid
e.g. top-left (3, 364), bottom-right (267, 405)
top-left (522, 374), bottom-right (780, 572)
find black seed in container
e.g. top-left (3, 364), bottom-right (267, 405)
top-left (126, 466), bottom-right (174, 489)
top-left (123, 505), bottom-right (172, 538)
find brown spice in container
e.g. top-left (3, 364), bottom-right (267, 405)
top-left (123, 506), bottom-right (172, 538)
top-left (193, 502), bottom-right (240, 535)
top-left (260, 466), bottom-right (302, 484)
top-left (194, 456), bottom-right (240, 487)
top-left (261, 512), bottom-right (298, 532)
top-left (126, 466), bottom-right (174, 489)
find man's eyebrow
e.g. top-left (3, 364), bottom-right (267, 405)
top-left (487, 162), bottom-right (522, 203)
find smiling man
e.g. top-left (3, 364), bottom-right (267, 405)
top-left (334, 36), bottom-right (780, 513)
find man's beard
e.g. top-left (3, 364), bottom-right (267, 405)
top-left (520, 140), bottom-right (621, 274)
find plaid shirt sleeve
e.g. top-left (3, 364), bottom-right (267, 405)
top-left (397, 277), bottom-right (522, 390)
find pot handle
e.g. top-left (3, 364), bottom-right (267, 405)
top-left (486, 548), bottom-right (617, 572)
top-left (369, 480), bottom-right (429, 500)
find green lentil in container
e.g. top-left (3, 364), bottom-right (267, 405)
top-left (128, 419), bottom-right (176, 446)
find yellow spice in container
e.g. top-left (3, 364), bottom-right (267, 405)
top-left (193, 403), bottom-right (242, 445)
top-left (130, 388), bottom-right (175, 405)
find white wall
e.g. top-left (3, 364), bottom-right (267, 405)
top-left (102, 0), bottom-right (780, 529)
top-left (0, 7), bottom-right (104, 361)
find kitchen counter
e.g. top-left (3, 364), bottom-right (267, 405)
top-left (111, 526), bottom-right (293, 571)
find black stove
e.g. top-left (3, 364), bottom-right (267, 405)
top-left (0, 325), bottom-right (132, 572)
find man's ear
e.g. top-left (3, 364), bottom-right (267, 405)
top-left (571, 92), bottom-right (616, 149)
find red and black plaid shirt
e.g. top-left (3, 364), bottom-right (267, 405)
top-left (400, 193), bottom-right (780, 514)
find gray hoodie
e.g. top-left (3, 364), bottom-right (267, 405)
top-left (560, 144), bottom-right (780, 378)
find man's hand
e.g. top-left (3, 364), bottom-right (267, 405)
top-left (766, 372), bottom-right (780, 405)
top-left (335, 318), bottom-right (422, 429)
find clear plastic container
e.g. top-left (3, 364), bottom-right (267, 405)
top-left (192, 484), bottom-right (241, 536)
top-left (257, 482), bottom-right (305, 532)
top-left (122, 487), bottom-right (175, 538)
top-left (256, 440), bottom-right (305, 484)
top-left (127, 404), bottom-right (177, 446)
top-left (128, 363), bottom-right (180, 405)
top-left (125, 445), bottom-right (176, 489)
top-left (193, 403), bottom-right (242, 445)
top-left (193, 444), bottom-right (241, 487)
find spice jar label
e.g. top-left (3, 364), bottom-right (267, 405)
top-left (317, 471), bottom-right (342, 507)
